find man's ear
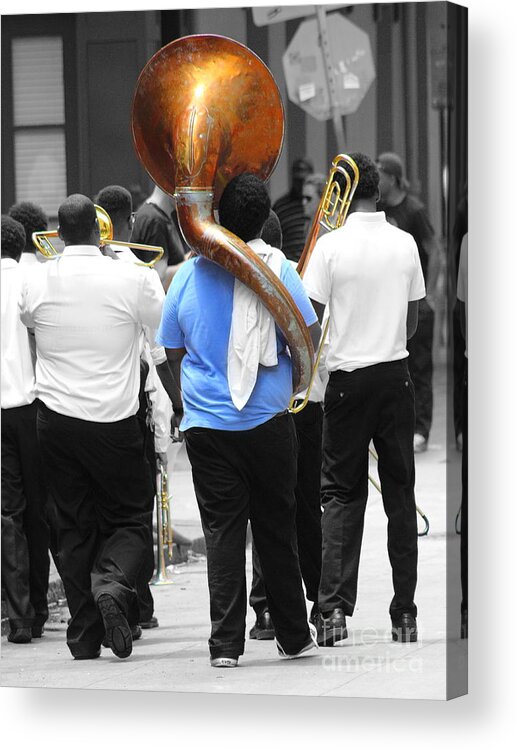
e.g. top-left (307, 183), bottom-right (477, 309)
top-left (57, 225), bottom-right (63, 241)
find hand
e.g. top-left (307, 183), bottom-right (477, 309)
top-left (171, 411), bottom-right (184, 443)
top-left (156, 452), bottom-right (168, 469)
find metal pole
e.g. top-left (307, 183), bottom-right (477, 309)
top-left (316, 6), bottom-right (345, 152)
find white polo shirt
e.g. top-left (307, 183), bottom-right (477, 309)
top-left (304, 211), bottom-right (426, 372)
top-left (19, 245), bottom-right (164, 422)
top-left (1, 258), bottom-right (36, 409)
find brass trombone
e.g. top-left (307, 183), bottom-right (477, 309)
top-left (152, 462), bottom-right (174, 585)
top-left (289, 154), bottom-right (359, 414)
top-left (31, 205), bottom-right (164, 268)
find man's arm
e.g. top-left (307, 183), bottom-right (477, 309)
top-left (422, 235), bottom-right (445, 309)
top-left (165, 347), bottom-right (186, 437)
top-left (155, 360), bottom-right (183, 413)
top-left (407, 300), bottom-right (419, 340)
top-left (165, 347), bottom-right (186, 403)
top-left (310, 298), bottom-right (325, 325)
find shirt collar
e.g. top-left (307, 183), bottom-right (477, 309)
top-left (346, 210), bottom-right (387, 224)
top-left (1, 258), bottom-right (19, 269)
top-left (61, 245), bottom-right (103, 257)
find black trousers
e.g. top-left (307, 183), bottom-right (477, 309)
top-left (250, 402), bottom-right (323, 614)
top-left (185, 413), bottom-right (310, 659)
top-left (37, 404), bottom-right (154, 657)
top-left (407, 299), bottom-right (434, 440)
top-left (134, 379), bottom-right (158, 624)
top-left (461, 359), bottom-right (468, 614)
top-left (1, 401), bottom-right (50, 630)
top-left (319, 359), bottom-right (418, 619)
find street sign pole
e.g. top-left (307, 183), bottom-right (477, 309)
top-left (316, 6), bottom-right (345, 152)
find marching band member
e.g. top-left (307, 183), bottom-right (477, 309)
top-left (156, 174), bottom-right (321, 667)
top-left (1, 216), bottom-right (49, 644)
top-left (303, 153), bottom-right (426, 646)
top-left (248, 208), bottom-right (324, 640)
top-left (96, 184), bottom-right (178, 631)
top-left (8, 201), bottom-right (49, 267)
top-left (19, 194), bottom-right (164, 661)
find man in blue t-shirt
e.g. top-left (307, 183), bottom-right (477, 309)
top-left (157, 174), bottom-right (321, 668)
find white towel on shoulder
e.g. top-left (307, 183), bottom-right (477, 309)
top-left (228, 238), bottom-right (285, 410)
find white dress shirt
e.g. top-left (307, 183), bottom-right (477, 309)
top-left (19, 245), bottom-right (164, 422)
top-left (1, 258), bottom-right (36, 409)
top-left (304, 211), bottom-right (426, 372)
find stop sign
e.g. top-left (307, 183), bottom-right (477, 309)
top-left (283, 12), bottom-right (375, 121)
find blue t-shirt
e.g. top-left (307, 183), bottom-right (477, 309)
top-left (156, 255), bottom-right (317, 431)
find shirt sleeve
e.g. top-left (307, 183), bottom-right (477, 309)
top-left (408, 239), bottom-right (426, 301)
top-left (302, 237), bottom-right (332, 305)
top-left (280, 261), bottom-right (318, 326)
top-left (137, 267), bottom-right (165, 329)
top-left (18, 274), bottom-right (34, 329)
top-left (142, 324), bottom-right (167, 365)
top-left (457, 233), bottom-right (468, 303)
top-left (155, 278), bottom-right (185, 349)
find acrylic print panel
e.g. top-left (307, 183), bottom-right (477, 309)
top-left (0, 0), bottom-right (467, 700)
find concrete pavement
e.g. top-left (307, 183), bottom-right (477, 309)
top-left (1, 360), bottom-right (466, 699)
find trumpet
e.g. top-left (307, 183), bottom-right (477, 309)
top-left (31, 205), bottom-right (164, 268)
top-left (289, 154), bottom-right (359, 414)
top-left (151, 462), bottom-right (174, 586)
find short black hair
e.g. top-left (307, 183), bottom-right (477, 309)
top-left (96, 185), bottom-right (132, 222)
top-left (1, 215), bottom-right (26, 260)
top-left (261, 209), bottom-right (283, 249)
top-left (335, 152), bottom-right (379, 201)
top-left (8, 201), bottom-right (48, 252)
top-left (58, 194), bottom-right (97, 245)
top-left (218, 173), bottom-right (271, 242)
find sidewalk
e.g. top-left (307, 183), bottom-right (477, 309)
top-left (1, 361), bottom-right (465, 699)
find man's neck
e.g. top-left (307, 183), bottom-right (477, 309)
top-left (148, 187), bottom-right (174, 214)
top-left (348, 198), bottom-right (377, 215)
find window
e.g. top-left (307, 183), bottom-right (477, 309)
top-left (11, 36), bottom-right (67, 218)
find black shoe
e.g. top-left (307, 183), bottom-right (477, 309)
top-left (139, 616), bottom-right (159, 629)
top-left (7, 628), bottom-right (32, 644)
top-left (249, 611), bottom-right (275, 640)
top-left (102, 623), bottom-right (142, 648)
top-left (73, 649), bottom-right (101, 660)
top-left (131, 624), bottom-right (143, 641)
top-left (391, 613), bottom-right (418, 643)
top-left (97, 594), bottom-right (132, 659)
top-left (461, 610), bottom-right (468, 639)
top-left (315, 608), bottom-right (348, 646)
top-left (31, 625), bottom-right (44, 638)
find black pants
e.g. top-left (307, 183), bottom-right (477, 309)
top-left (134, 366), bottom-right (157, 624)
top-left (1, 402), bottom-right (50, 630)
top-left (185, 413), bottom-right (310, 659)
top-left (37, 404), bottom-right (154, 657)
top-left (319, 359), bottom-right (418, 619)
top-left (461, 359), bottom-right (468, 614)
top-left (250, 402), bottom-right (323, 614)
top-left (407, 299), bottom-right (434, 440)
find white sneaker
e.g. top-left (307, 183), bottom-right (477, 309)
top-left (277, 623), bottom-right (319, 660)
top-left (210, 656), bottom-right (238, 668)
top-left (413, 433), bottom-right (428, 453)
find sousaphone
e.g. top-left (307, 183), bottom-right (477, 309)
top-left (132, 34), bottom-right (314, 393)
